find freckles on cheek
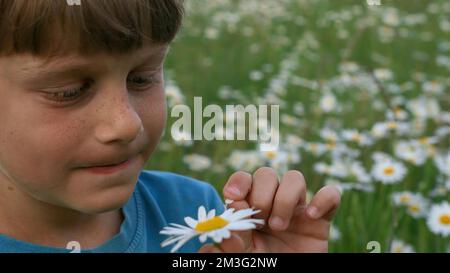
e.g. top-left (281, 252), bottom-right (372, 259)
top-left (5, 119), bottom-right (86, 176)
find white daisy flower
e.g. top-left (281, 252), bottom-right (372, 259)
top-left (165, 82), bottom-right (185, 107)
top-left (342, 129), bottom-right (373, 146)
top-left (427, 202), bottom-right (450, 237)
top-left (160, 206), bottom-right (264, 253)
top-left (372, 159), bottom-right (407, 184)
top-left (406, 196), bottom-right (429, 219)
top-left (390, 239), bottom-right (415, 253)
top-left (183, 154), bottom-right (212, 171)
top-left (392, 191), bottom-right (414, 206)
top-left (435, 151), bottom-right (450, 177)
top-left (394, 141), bottom-right (427, 166)
top-left (319, 92), bottom-right (338, 113)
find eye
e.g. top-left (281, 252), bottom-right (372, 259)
top-left (46, 81), bottom-right (93, 103)
top-left (127, 72), bottom-right (160, 90)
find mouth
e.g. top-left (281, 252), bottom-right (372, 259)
top-left (81, 155), bottom-right (138, 175)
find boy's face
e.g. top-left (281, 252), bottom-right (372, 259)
top-left (0, 44), bottom-right (168, 214)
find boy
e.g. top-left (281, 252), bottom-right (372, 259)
top-left (0, 0), bottom-right (340, 253)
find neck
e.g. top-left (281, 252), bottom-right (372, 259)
top-left (0, 175), bottom-right (123, 250)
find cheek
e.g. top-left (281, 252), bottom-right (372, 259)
top-left (134, 88), bottom-right (167, 154)
top-left (0, 106), bottom-right (85, 188)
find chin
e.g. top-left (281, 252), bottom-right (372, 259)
top-left (75, 184), bottom-right (136, 214)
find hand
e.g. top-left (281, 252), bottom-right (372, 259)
top-left (199, 167), bottom-right (341, 253)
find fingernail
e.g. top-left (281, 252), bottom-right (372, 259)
top-left (307, 206), bottom-right (319, 219)
top-left (270, 216), bottom-right (285, 229)
top-left (225, 186), bottom-right (241, 197)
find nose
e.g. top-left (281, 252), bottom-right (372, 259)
top-left (94, 86), bottom-right (143, 145)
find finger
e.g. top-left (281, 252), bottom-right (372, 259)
top-left (198, 244), bottom-right (223, 253)
top-left (306, 185), bottom-right (341, 221)
top-left (218, 234), bottom-right (246, 253)
top-left (227, 200), bottom-right (253, 250)
top-left (269, 170), bottom-right (307, 231)
top-left (223, 171), bottom-right (253, 201)
top-left (249, 167), bottom-right (279, 222)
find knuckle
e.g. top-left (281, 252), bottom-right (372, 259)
top-left (254, 167), bottom-right (277, 178)
top-left (251, 199), bottom-right (272, 212)
top-left (273, 199), bottom-right (292, 214)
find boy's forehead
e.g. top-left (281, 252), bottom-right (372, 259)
top-left (7, 43), bottom-right (169, 75)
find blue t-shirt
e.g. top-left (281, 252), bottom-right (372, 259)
top-left (0, 170), bottom-right (225, 253)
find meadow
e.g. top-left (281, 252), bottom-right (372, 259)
top-left (146, 0), bottom-right (450, 252)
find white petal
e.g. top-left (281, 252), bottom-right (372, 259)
top-left (170, 223), bottom-right (193, 230)
top-left (226, 208), bottom-right (260, 221)
top-left (160, 229), bottom-right (191, 236)
top-left (227, 222), bottom-right (257, 230)
top-left (184, 217), bottom-right (198, 228)
top-left (162, 234), bottom-right (189, 247)
top-left (207, 209), bottom-right (216, 219)
top-left (198, 206), bottom-right (207, 221)
top-left (199, 233), bottom-right (208, 243)
top-left (213, 235), bottom-right (223, 243)
top-left (220, 228), bottom-right (231, 239)
top-left (170, 235), bottom-right (195, 253)
top-left (220, 208), bottom-right (235, 219)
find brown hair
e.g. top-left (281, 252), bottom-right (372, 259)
top-left (0, 0), bottom-right (184, 56)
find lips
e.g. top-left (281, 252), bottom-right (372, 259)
top-left (91, 159), bottom-right (130, 167)
top-left (81, 152), bottom-right (138, 168)
top-left (81, 156), bottom-right (137, 175)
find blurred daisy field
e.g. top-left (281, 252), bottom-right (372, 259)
top-left (146, 0), bottom-right (450, 252)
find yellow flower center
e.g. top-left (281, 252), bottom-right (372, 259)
top-left (383, 166), bottom-right (395, 175)
top-left (387, 122), bottom-right (397, 129)
top-left (393, 246), bottom-right (403, 253)
top-left (408, 205), bottom-right (420, 213)
top-left (399, 195), bottom-right (411, 203)
top-left (265, 151), bottom-right (277, 159)
top-left (351, 134), bottom-right (362, 142)
top-left (419, 137), bottom-right (428, 145)
top-left (195, 216), bottom-right (229, 232)
top-left (326, 142), bottom-right (336, 150)
top-left (439, 214), bottom-right (450, 225)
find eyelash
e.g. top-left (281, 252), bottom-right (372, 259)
top-left (48, 73), bottom-right (159, 104)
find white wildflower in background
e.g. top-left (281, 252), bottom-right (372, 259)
top-left (435, 151), bottom-right (450, 177)
top-left (165, 82), bottom-right (185, 107)
top-left (407, 96), bottom-right (441, 120)
top-left (374, 68), bottom-right (393, 81)
top-left (342, 129), bottom-right (373, 146)
top-left (390, 239), bottom-right (415, 253)
top-left (406, 195), bottom-right (429, 218)
top-left (392, 191), bottom-right (414, 206)
top-left (249, 70), bottom-right (264, 81)
top-left (372, 159), bottom-right (407, 184)
top-left (183, 154), bottom-right (212, 171)
top-left (349, 161), bottom-right (372, 183)
top-left (427, 202), bottom-right (450, 237)
top-left (422, 81), bottom-right (444, 95)
top-left (319, 92), bottom-right (338, 113)
top-left (171, 130), bottom-right (193, 147)
top-left (394, 141), bottom-right (427, 166)
top-left (160, 206), bottom-right (264, 253)
top-left (227, 150), bottom-right (264, 172)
